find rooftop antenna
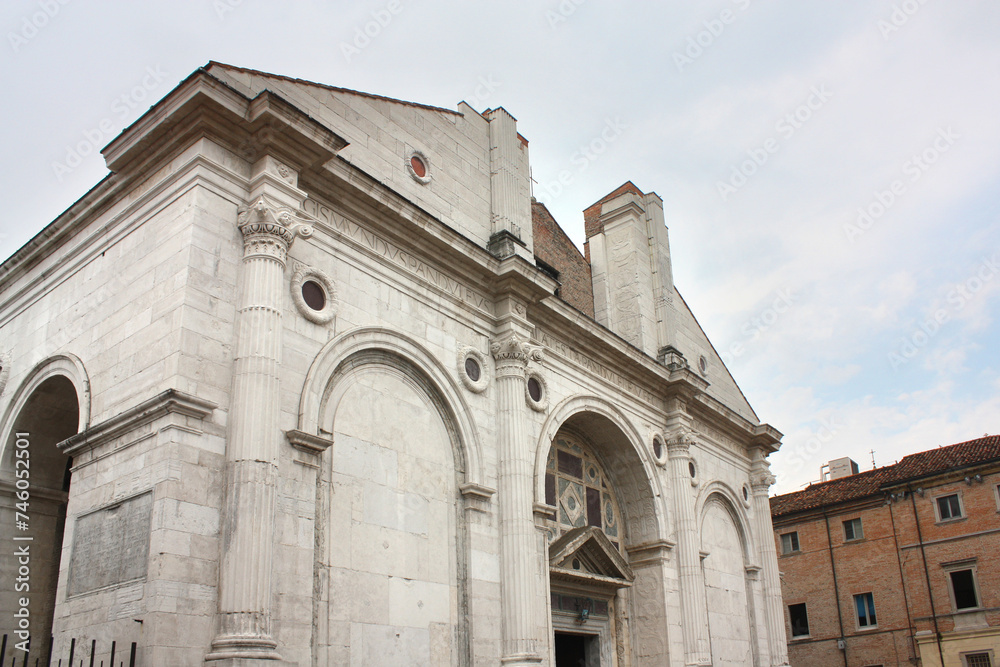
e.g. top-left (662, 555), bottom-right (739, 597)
top-left (529, 167), bottom-right (536, 199)
top-left (870, 449), bottom-right (876, 469)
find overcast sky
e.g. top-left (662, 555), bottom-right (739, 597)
top-left (3, 1), bottom-right (998, 494)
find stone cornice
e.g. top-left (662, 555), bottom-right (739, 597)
top-left (59, 389), bottom-right (217, 457)
top-left (103, 68), bottom-right (348, 177)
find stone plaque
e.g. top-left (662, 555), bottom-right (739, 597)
top-left (69, 492), bottom-right (152, 596)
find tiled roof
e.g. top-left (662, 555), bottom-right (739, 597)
top-left (770, 435), bottom-right (1000, 517)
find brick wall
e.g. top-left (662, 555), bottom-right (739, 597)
top-left (531, 201), bottom-right (595, 317)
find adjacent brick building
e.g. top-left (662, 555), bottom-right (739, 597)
top-left (771, 435), bottom-right (1000, 667)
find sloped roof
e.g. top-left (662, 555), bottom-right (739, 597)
top-left (771, 435), bottom-right (1000, 517)
top-left (206, 61), bottom-right (461, 115)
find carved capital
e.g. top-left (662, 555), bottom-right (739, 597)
top-left (490, 332), bottom-right (542, 377)
top-left (750, 460), bottom-right (776, 492)
top-left (237, 196), bottom-right (314, 263)
top-left (666, 427), bottom-right (697, 455)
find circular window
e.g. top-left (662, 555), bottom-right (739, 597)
top-left (406, 150), bottom-right (431, 184)
top-left (528, 378), bottom-right (542, 402)
top-left (410, 155), bottom-right (426, 178)
top-left (689, 461), bottom-right (696, 478)
top-left (653, 436), bottom-right (663, 460)
top-left (699, 355), bottom-right (708, 375)
top-left (572, 558), bottom-right (581, 570)
top-left (525, 371), bottom-right (548, 412)
top-left (301, 280), bottom-right (326, 311)
top-left (743, 486), bottom-right (749, 501)
top-left (291, 267), bottom-right (337, 324)
top-left (457, 347), bottom-right (490, 394)
top-left (465, 357), bottom-right (481, 382)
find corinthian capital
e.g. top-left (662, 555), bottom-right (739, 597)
top-left (490, 332), bottom-right (542, 375)
top-left (237, 196), bottom-right (314, 262)
top-left (749, 460), bottom-right (776, 492)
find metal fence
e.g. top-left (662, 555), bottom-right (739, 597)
top-left (0, 635), bottom-right (137, 667)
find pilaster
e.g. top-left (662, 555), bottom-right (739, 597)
top-left (667, 427), bottom-right (711, 666)
top-left (491, 331), bottom-right (544, 665)
top-left (750, 448), bottom-right (790, 667)
top-left (207, 172), bottom-right (312, 663)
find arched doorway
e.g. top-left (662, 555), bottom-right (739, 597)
top-left (537, 400), bottom-right (668, 667)
top-left (0, 373), bottom-right (81, 659)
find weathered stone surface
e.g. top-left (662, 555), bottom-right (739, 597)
top-left (0, 63), bottom-right (789, 667)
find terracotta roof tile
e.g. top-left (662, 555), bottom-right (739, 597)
top-left (770, 435), bottom-right (1000, 517)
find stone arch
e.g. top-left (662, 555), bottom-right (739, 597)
top-left (696, 482), bottom-right (756, 560)
top-left (0, 354), bottom-right (90, 457)
top-left (300, 327), bottom-right (481, 665)
top-left (534, 395), bottom-right (665, 547)
top-left (699, 488), bottom-right (760, 667)
top-left (0, 354), bottom-right (89, 661)
top-left (296, 326), bottom-right (484, 488)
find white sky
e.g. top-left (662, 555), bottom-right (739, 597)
top-left (3, 1), bottom-right (998, 494)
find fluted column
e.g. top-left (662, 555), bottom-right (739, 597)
top-left (667, 431), bottom-right (710, 666)
top-left (491, 332), bottom-right (543, 665)
top-left (207, 198), bottom-right (311, 663)
top-left (751, 450), bottom-right (790, 667)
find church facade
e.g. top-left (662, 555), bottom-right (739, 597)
top-left (0, 63), bottom-right (789, 666)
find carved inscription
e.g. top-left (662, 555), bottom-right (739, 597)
top-left (537, 330), bottom-right (658, 406)
top-left (302, 199), bottom-right (493, 316)
top-left (69, 493), bottom-right (152, 596)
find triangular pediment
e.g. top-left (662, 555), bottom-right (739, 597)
top-left (548, 526), bottom-right (634, 589)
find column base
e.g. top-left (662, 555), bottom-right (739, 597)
top-left (501, 654), bottom-right (543, 666)
top-left (205, 635), bottom-right (286, 664)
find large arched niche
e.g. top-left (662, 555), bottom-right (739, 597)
top-left (298, 328), bottom-right (480, 666)
top-left (0, 354), bottom-right (90, 659)
top-left (534, 396), bottom-right (665, 548)
top-left (698, 490), bottom-right (759, 667)
top-left (296, 326), bottom-right (484, 489)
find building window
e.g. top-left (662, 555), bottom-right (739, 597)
top-left (542, 435), bottom-right (623, 551)
top-left (936, 493), bottom-right (964, 521)
top-left (964, 652), bottom-right (993, 667)
top-left (788, 603), bottom-right (810, 637)
top-left (780, 532), bottom-right (800, 554)
top-left (844, 517), bottom-right (864, 541)
top-left (949, 568), bottom-right (981, 610)
top-left (854, 592), bottom-right (877, 628)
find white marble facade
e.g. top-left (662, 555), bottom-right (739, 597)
top-left (0, 63), bottom-right (789, 666)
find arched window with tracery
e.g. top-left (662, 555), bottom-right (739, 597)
top-left (543, 434), bottom-right (623, 551)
